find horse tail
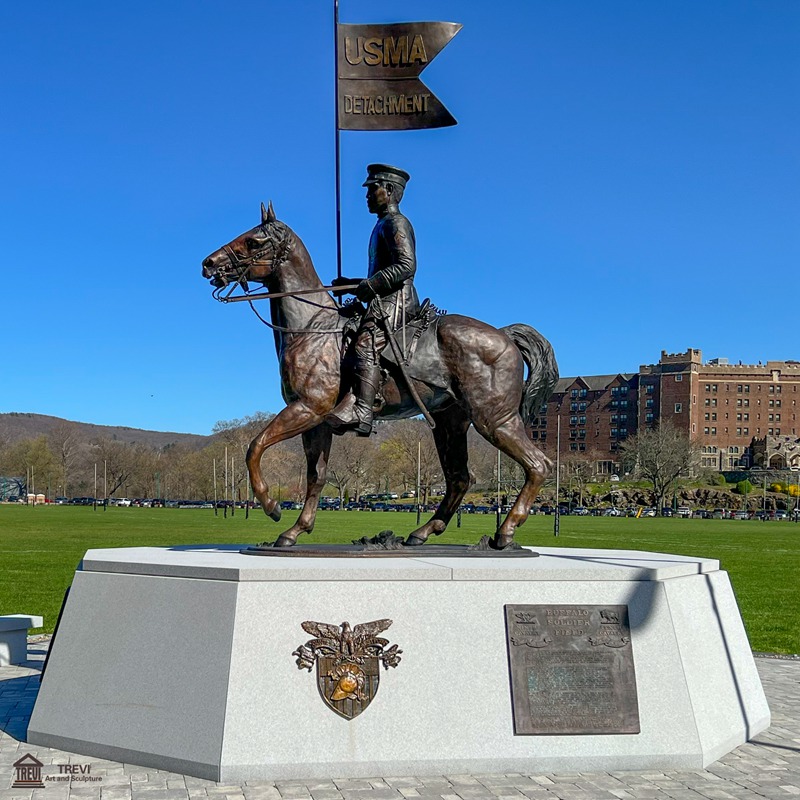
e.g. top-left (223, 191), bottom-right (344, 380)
top-left (501, 323), bottom-right (559, 426)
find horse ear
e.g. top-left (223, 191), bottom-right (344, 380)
top-left (261, 202), bottom-right (269, 224)
top-left (267, 200), bottom-right (276, 223)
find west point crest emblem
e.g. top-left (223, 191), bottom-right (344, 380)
top-left (293, 619), bottom-right (402, 719)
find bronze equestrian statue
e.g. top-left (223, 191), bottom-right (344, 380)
top-left (327, 164), bottom-right (419, 437)
top-left (201, 166), bottom-right (558, 550)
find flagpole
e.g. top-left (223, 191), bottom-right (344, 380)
top-left (333, 0), bottom-right (343, 285)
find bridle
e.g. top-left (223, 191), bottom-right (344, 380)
top-left (210, 223), bottom-right (352, 335)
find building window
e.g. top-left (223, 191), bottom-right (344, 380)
top-left (743, 428), bottom-right (748, 435)
top-left (646, 399), bottom-right (654, 408)
top-left (705, 413), bottom-right (710, 421)
top-left (579, 389), bottom-right (588, 398)
top-left (646, 413), bottom-right (654, 423)
top-left (579, 416), bottom-right (587, 425)
top-left (570, 416), bottom-right (578, 426)
top-left (646, 385), bottom-right (654, 394)
top-left (736, 428), bottom-right (742, 436)
top-left (711, 398), bottom-right (717, 407)
top-left (711, 428), bottom-right (716, 435)
top-left (712, 413), bottom-right (717, 421)
top-left (579, 402), bottom-right (587, 411)
top-left (675, 403), bottom-right (682, 413)
top-left (570, 443), bottom-right (578, 451)
top-left (675, 375), bottom-right (683, 382)
top-left (745, 385), bottom-right (750, 392)
top-left (705, 398), bottom-right (711, 407)
top-left (570, 389), bottom-right (578, 398)
top-left (704, 427), bottom-right (710, 435)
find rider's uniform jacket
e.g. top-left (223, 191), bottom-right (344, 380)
top-left (363, 206), bottom-right (420, 330)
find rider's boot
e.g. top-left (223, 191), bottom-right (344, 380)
top-left (325, 362), bottom-right (379, 437)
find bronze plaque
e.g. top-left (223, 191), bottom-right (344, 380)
top-left (505, 605), bottom-right (640, 735)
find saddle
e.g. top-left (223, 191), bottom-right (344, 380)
top-left (339, 299), bottom-right (449, 391)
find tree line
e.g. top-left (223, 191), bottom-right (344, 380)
top-left (0, 414), bottom-right (700, 510)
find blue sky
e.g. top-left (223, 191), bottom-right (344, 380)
top-left (2, 0), bottom-right (798, 435)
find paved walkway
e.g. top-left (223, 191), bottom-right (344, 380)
top-left (1, 640), bottom-right (798, 800)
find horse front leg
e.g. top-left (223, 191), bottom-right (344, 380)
top-left (405, 409), bottom-right (471, 546)
top-left (246, 401), bottom-right (324, 531)
top-left (270, 424), bottom-right (333, 547)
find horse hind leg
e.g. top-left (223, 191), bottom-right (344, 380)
top-left (474, 413), bottom-right (552, 549)
top-left (406, 409), bottom-right (471, 546)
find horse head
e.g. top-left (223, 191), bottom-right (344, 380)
top-left (202, 201), bottom-right (291, 289)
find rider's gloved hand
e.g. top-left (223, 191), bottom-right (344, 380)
top-left (331, 276), bottom-right (363, 298)
top-left (355, 279), bottom-right (376, 302)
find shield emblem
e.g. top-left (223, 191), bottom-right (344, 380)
top-left (317, 656), bottom-right (381, 719)
top-left (293, 619), bottom-right (402, 720)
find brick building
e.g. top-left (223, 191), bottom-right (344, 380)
top-left (535, 349), bottom-right (800, 474)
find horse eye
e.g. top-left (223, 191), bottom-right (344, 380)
top-left (245, 237), bottom-right (261, 251)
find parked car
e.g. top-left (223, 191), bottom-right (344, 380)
top-left (602, 507), bottom-right (622, 517)
top-left (692, 509), bottom-right (707, 519)
top-left (641, 507), bottom-right (657, 517)
top-left (572, 506), bottom-right (589, 516)
top-left (774, 510), bottom-right (790, 520)
top-left (676, 506), bottom-right (692, 518)
top-left (732, 510), bottom-right (749, 520)
top-left (660, 507), bottom-right (673, 517)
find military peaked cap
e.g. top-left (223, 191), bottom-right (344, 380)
top-left (362, 163), bottom-right (410, 188)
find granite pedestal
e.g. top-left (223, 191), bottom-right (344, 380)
top-left (28, 545), bottom-right (769, 781)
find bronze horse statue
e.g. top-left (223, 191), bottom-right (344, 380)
top-left (202, 203), bottom-right (558, 550)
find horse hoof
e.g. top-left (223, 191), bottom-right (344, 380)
top-left (404, 534), bottom-right (428, 546)
top-left (492, 534), bottom-right (515, 550)
top-left (273, 533), bottom-right (297, 547)
top-left (262, 501), bottom-right (282, 522)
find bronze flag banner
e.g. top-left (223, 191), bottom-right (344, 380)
top-left (337, 21), bottom-right (461, 131)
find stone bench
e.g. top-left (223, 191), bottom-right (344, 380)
top-left (0, 614), bottom-right (44, 666)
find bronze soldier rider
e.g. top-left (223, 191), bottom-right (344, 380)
top-left (327, 164), bottom-right (420, 436)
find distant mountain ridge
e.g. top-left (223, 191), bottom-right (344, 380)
top-left (0, 412), bottom-right (212, 450)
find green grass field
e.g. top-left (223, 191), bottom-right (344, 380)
top-left (1, 505), bottom-right (797, 654)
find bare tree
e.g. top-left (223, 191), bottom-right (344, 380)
top-left (380, 420), bottom-right (439, 504)
top-left (48, 422), bottom-right (79, 498)
top-left (327, 435), bottom-right (376, 503)
top-left (560, 449), bottom-right (598, 506)
top-left (620, 421), bottom-right (699, 510)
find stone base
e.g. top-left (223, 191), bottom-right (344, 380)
top-left (28, 545), bottom-right (770, 782)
